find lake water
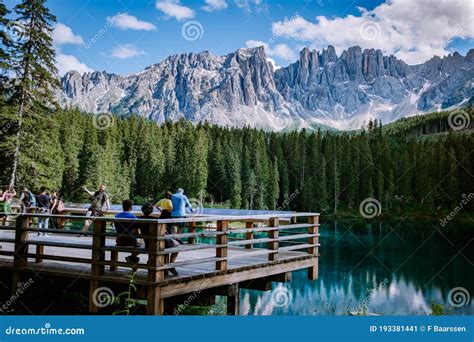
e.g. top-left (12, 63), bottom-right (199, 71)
top-left (240, 219), bottom-right (473, 315)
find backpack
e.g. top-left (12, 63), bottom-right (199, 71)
top-left (23, 192), bottom-right (36, 207)
top-left (56, 199), bottom-right (66, 213)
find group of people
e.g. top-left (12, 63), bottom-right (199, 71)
top-left (80, 185), bottom-right (195, 276)
top-left (0, 186), bottom-right (66, 233)
top-left (0, 183), bottom-right (195, 275)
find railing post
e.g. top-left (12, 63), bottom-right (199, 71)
top-left (307, 215), bottom-right (319, 280)
top-left (245, 221), bottom-right (253, 249)
top-left (188, 221), bottom-right (196, 244)
top-left (147, 222), bottom-right (166, 315)
top-left (216, 220), bottom-right (228, 271)
top-left (268, 218), bottom-right (279, 261)
top-left (12, 215), bottom-right (30, 293)
top-left (89, 219), bottom-right (106, 313)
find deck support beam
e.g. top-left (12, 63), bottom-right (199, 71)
top-left (307, 215), bottom-right (319, 280)
top-left (268, 218), bottom-right (279, 262)
top-left (226, 284), bottom-right (240, 316)
top-left (12, 215), bottom-right (30, 294)
top-left (216, 220), bottom-right (228, 271)
top-left (245, 221), bottom-right (254, 249)
top-left (146, 222), bottom-right (167, 315)
top-left (89, 220), bottom-right (106, 313)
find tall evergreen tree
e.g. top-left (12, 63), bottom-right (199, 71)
top-left (0, 0), bottom-right (13, 86)
top-left (8, 0), bottom-right (59, 187)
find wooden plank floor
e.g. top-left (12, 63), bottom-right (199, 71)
top-left (0, 231), bottom-right (315, 296)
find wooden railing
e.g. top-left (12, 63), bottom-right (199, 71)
top-left (0, 211), bottom-right (320, 314)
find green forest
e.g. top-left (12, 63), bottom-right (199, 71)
top-left (1, 104), bottom-right (473, 216)
top-left (0, 0), bottom-right (473, 218)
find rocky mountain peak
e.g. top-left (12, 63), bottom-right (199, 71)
top-left (58, 45), bottom-right (474, 130)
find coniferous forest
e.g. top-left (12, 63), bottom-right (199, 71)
top-left (0, 0), bottom-right (472, 217)
top-left (1, 105), bottom-right (473, 216)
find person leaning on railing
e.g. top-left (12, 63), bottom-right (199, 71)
top-left (114, 199), bottom-right (141, 264)
top-left (170, 188), bottom-right (194, 235)
top-left (50, 190), bottom-right (66, 229)
top-left (35, 186), bottom-right (51, 237)
top-left (138, 202), bottom-right (180, 277)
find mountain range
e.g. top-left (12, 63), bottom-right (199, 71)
top-left (58, 45), bottom-right (474, 130)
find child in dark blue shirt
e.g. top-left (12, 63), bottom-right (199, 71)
top-left (115, 199), bottom-right (139, 264)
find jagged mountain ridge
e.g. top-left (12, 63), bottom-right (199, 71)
top-left (58, 45), bottom-right (474, 130)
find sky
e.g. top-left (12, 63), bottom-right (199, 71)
top-left (4, 0), bottom-right (474, 76)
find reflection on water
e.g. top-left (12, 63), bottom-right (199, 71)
top-left (241, 220), bottom-right (473, 315)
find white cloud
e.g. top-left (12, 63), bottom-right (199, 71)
top-left (266, 57), bottom-right (280, 70)
top-left (235, 0), bottom-right (266, 13)
top-left (155, 0), bottom-right (195, 21)
top-left (203, 0), bottom-right (228, 12)
top-left (53, 23), bottom-right (84, 46)
top-left (56, 54), bottom-right (93, 75)
top-left (271, 0), bottom-right (474, 64)
top-left (111, 44), bottom-right (145, 59)
top-left (106, 12), bottom-right (157, 31)
top-left (246, 40), bottom-right (297, 61)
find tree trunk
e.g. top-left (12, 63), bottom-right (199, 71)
top-left (9, 98), bottom-right (25, 188)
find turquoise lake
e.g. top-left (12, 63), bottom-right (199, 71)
top-left (240, 220), bottom-right (473, 315)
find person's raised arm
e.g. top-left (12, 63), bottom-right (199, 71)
top-left (82, 186), bottom-right (94, 197)
top-left (10, 189), bottom-right (17, 197)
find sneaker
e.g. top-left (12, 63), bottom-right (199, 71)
top-left (169, 268), bottom-right (179, 276)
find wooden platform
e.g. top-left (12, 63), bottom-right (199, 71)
top-left (0, 210), bottom-right (320, 315)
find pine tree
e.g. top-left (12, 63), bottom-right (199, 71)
top-left (0, 0), bottom-right (13, 86)
top-left (8, 0), bottom-right (59, 187)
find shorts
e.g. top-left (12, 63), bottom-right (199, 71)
top-left (116, 235), bottom-right (138, 247)
top-left (0, 202), bottom-right (11, 217)
top-left (86, 208), bottom-right (104, 218)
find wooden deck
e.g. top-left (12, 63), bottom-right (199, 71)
top-left (0, 209), bottom-right (319, 315)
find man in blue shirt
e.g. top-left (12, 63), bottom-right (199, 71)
top-left (171, 188), bottom-right (194, 235)
top-left (171, 188), bottom-right (194, 218)
top-left (115, 199), bottom-right (139, 264)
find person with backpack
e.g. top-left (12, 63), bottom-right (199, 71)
top-left (35, 187), bottom-right (51, 236)
top-left (20, 188), bottom-right (36, 209)
top-left (50, 190), bottom-right (66, 229)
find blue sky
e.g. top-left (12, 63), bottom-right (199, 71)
top-left (5, 0), bottom-right (473, 75)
